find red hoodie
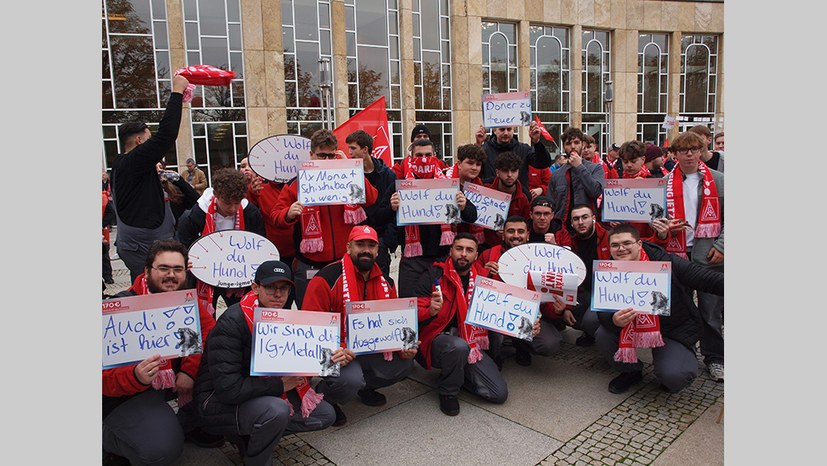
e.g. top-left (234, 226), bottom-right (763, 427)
top-left (246, 181), bottom-right (296, 259)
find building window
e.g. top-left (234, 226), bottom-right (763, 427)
top-left (680, 34), bottom-right (718, 131)
top-left (482, 21), bottom-right (518, 95)
top-left (184, 0), bottom-right (248, 179)
top-left (283, 0), bottom-right (333, 140)
top-left (530, 24), bottom-right (569, 151)
top-left (413, 0), bottom-right (453, 164)
top-left (581, 29), bottom-right (611, 152)
top-left (102, 0), bottom-right (175, 169)
top-left (636, 33), bottom-right (669, 146)
top-left (345, 0), bottom-right (403, 162)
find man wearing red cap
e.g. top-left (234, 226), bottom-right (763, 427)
top-left (302, 226), bottom-right (418, 426)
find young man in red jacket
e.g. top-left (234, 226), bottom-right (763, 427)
top-left (102, 240), bottom-right (220, 465)
top-left (273, 129), bottom-right (379, 307)
top-left (483, 151), bottom-right (532, 248)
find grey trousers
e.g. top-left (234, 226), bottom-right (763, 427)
top-left (313, 352), bottom-right (414, 404)
top-left (102, 389), bottom-right (184, 466)
top-left (570, 290), bottom-right (601, 337)
top-left (114, 204), bottom-right (175, 283)
top-left (595, 326), bottom-right (699, 393)
top-left (689, 247), bottom-right (725, 366)
top-left (233, 397), bottom-right (291, 466)
top-left (430, 333), bottom-right (508, 403)
top-left (488, 318), bottom-right (562, 362)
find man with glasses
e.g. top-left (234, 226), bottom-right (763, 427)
top-left (103, 239), bottom-right (221, 465)
top-left (111, 75), bottom-right (190, 283)
top-left (594, 225), bottom-right (724, 394)
top-left (190, 260), bottom-right (336, 465)
top-left (274, 129), bottom-right (379, 307)
top-left (664, 131), bottom-right (725, 382)
top-left (527, 196), bottom-right (563, 245)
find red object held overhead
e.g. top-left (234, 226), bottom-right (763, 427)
top-left (174, 65), bottom-right (236, 86)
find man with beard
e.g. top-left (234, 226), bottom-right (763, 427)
top-left (412, 234), bottom-right (536, 416)
top-left (482, 151), bottom-right (531, 248)
top-left (476, 216), bottom-right (561, 367)
top-left (547, 127), bottom-right (605, 235)
top-left (474, 121), bottom-right (552, 187)
top-left (303, 226), bottom-right (418, 426)
top-left (102, 240), bottom-right (221, 466)
top-left (191, 261), bottom-right (336, 465)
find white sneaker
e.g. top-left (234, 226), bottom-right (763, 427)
top-left (708, 362), bottom-right (724, 382)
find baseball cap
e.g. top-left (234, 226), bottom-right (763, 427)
top-left (254, 260), bottom-right (294, 286)
top-left (410, 124), bottom-right (431, 142)
top-left (348, 225), bottom-right (379, 243)
top-left (644, 144), bottom-right (664, 163)
top-left (531, 196), bottom-right (552, 209)
top-left (609, 143), bottom-right (620, 152)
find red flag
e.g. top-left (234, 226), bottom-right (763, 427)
top-left (333, 96), bottom-right (393, 166)
top-left (663, 137), bottom-right (669, 148)
top-left (534, 115), bottom-right (554, 142)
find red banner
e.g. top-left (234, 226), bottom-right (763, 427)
top-left (333, 96), bottom-right (393, 166)
top-left (534, 115), bottom-right (554, 142)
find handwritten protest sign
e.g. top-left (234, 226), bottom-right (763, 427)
top-left (482, 91), bottom-right (532, 128)
top-left (591, 260), bottom-right (672, 316)
top-left (465, 277), bottom-right (541, 341)
top-left (188, 230), bottom-right (280, 288)
top-left (497, 243), bottom-right (588, 289)
top-left (662, 115), bottom-right (677, 130)
top-left (248, 134), bottom-right (311, 182)
top-left (395, 178), bottom-right (461, 225)
top-left (297, 159), bottom-right (366, 206)
top-left (346, 298), bottom-right (418, 354)
top-left (251, 308), bottom-right (342, 376)
top-left (601, 178), bottom-right (668, 223)
top-left (102, 289), bottom-right (202, 369)
top-left (527, 271), bottom-right (579, 305)
top-left (463, 183), bottom-right (511, 231)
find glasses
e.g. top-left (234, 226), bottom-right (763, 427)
top-left (609, 240), bottom-right (639, 250)
top-left (314, 152), bottom-right (337, 160)
top-left (675, 147), bottom-right (703, 155)
top-left (152, 265), bottom-right (186, 274)
top-left (261, 283), bottom-right (292, 294)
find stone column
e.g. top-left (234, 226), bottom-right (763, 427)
top-left (331, 0), bottom-right (350, 127)
top-left (166, 0), bottom-right (193, 166)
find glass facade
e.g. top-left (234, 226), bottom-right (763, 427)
top-left (679, 34), bottom-right (719, 132)
top-left (530, 24), bottom-right (570, 152)
top-left (581, 29), bottom-right (611, 152)
top-left (482, 21), bottom-right (518, 95)
top-left (636, 33), bottom-right (670, 146)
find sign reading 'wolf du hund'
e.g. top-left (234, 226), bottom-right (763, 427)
top-left (247, 134), bottom-right (311, 183)
top-left (497, 243), bottom-right (588, 288)
top-left (297, 159), bottom-right (367, 206)
top-left (601, 178), bottom-right (668, 223)
top-left (188, 230), bottom-right (280, 288)
top-left (395, 178), bottom-right (461, 226)
top-left (251, 308), bottom-right (342, 377)
top-left (346, 298), bottom-right (419, 355)
top-left (591, 260), bottom-right (672, 316)
top-left (464, 277), bottom-right (541, 342)
top-left (102, 289), bottom-right (202, 369)
top-left (462, 183), bottom-right (511, 231)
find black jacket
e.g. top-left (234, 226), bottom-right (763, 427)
top-left (480, 134), bottom-right (551, 189)
top-left (175, 201), bottom-right (266, 248)
top-left (596, 242), bottom-right (724, 350)
top-left (362, 156), bottom-right (398, 246)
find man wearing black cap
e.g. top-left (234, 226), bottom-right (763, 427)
top-left (111, 74), bottom-right (190, 283)
top-left (527, 196), bottom-right (566, 245)
top-left (303, 226), bottom-right (418, 425)
top-left (411, 124), bottom-right (431, 142)
top-left (191, 260), bottom-right (336, 465)
top-left (602, 142), bottom-right (621, 179)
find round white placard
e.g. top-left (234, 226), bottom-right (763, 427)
top-left (497, 243), bottom-right (587, 287)
top-left (247, 134), bottom-right (311, 182)
top-left (188, 230), bottom-right (280, 288)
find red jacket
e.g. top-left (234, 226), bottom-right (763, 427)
top-left (527, 165), bottom-right (550, 196)
top-left (273, 177), bottom-right (378, 265)
top-left (102, 275), bottom-right (216, 399)
top-left (301, 259), bottom-right (397, 346)
top-left (246, 181), bottom-right (296, 259)
top-left (476, 244), bottom-right (505, 280)
top-left (482, 179), bottom-right (531, 247)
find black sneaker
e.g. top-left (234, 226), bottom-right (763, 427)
top-left (575, 333), bottom-right (595, 347)
top-left (515, 345), bottom-right (532, 366)
top-left (358, 388), bottom-right (387, 407)
top-left (331, 403), bottom-right (347, 426)
top-left (439, 394), bottom-right (460, 416)
top-left (185, 427), bottom-right (225, 448)
top-left (608, 371), bottom-right (643, 394)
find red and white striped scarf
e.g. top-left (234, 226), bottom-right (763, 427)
top-left (446, 164), bottom-right (485, 245)
top-left (403, 156), bottom-right (454, 257)
top-left (299, 162), bottom-right (367, 253)
top-left (340, 253), bottom-right (394, 361)
top-left (613, 247), bottom-right (665, 363)
top-left (240, 291), bottom-right (324, 418)
top-left (665, 161), bottom-right (721, 259)
top-left (438, 260), bottom-right (489, 365)
top-left (622, 164), bottom-right (652, 179)
top-left (195, 196), bottom-right (245, 318)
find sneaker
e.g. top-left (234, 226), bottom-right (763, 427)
top-left (185, 427), bottom-right (225, 448)
top-left (331, 403), bottom-right (347, 426)
top-left (357, 388), bottom-right (387, 407)
top-left (708, 362), bottom-right (724, 382)
top-left (515, 346), bottom-right (532, 366)
top-left (104, 277), bottom-right (115, 284)
top-left (608, 370), bottom-right (643, 394)
top-left (575, 333), bottom-right (595, 347)
top-left (439, 394), bottom-right (460, 416)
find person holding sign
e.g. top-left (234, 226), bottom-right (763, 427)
top-left (303, 226), bottom-right (417, 425)
top-left (594, 225), bottom-right (724, 395)
top-left (176, 168), bottom-right (266, 314)
top-left (446, 144), bottom-right (487, 246)
top-left (474, 120), bottom-right (552, 189)
top-left (190, 260), bottom-right (335, 465)
top-left (482, 151), bottom-right (532, 248)
top-left (391, 138), bottom-right (478, 298)
top-left (103, 240), bottom-right (221, 465)
top-left (273, 129), bottom-right (379, 307)
top-left (411, 233), bottom-right (510, 416)
top-left (664, 130), bottom-right (725, 383)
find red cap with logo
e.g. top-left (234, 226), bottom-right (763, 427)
top-left (348, 225), bottom-right (379, 243)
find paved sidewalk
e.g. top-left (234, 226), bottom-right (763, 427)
top-left (103, 228), bottom-right (723, 465)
